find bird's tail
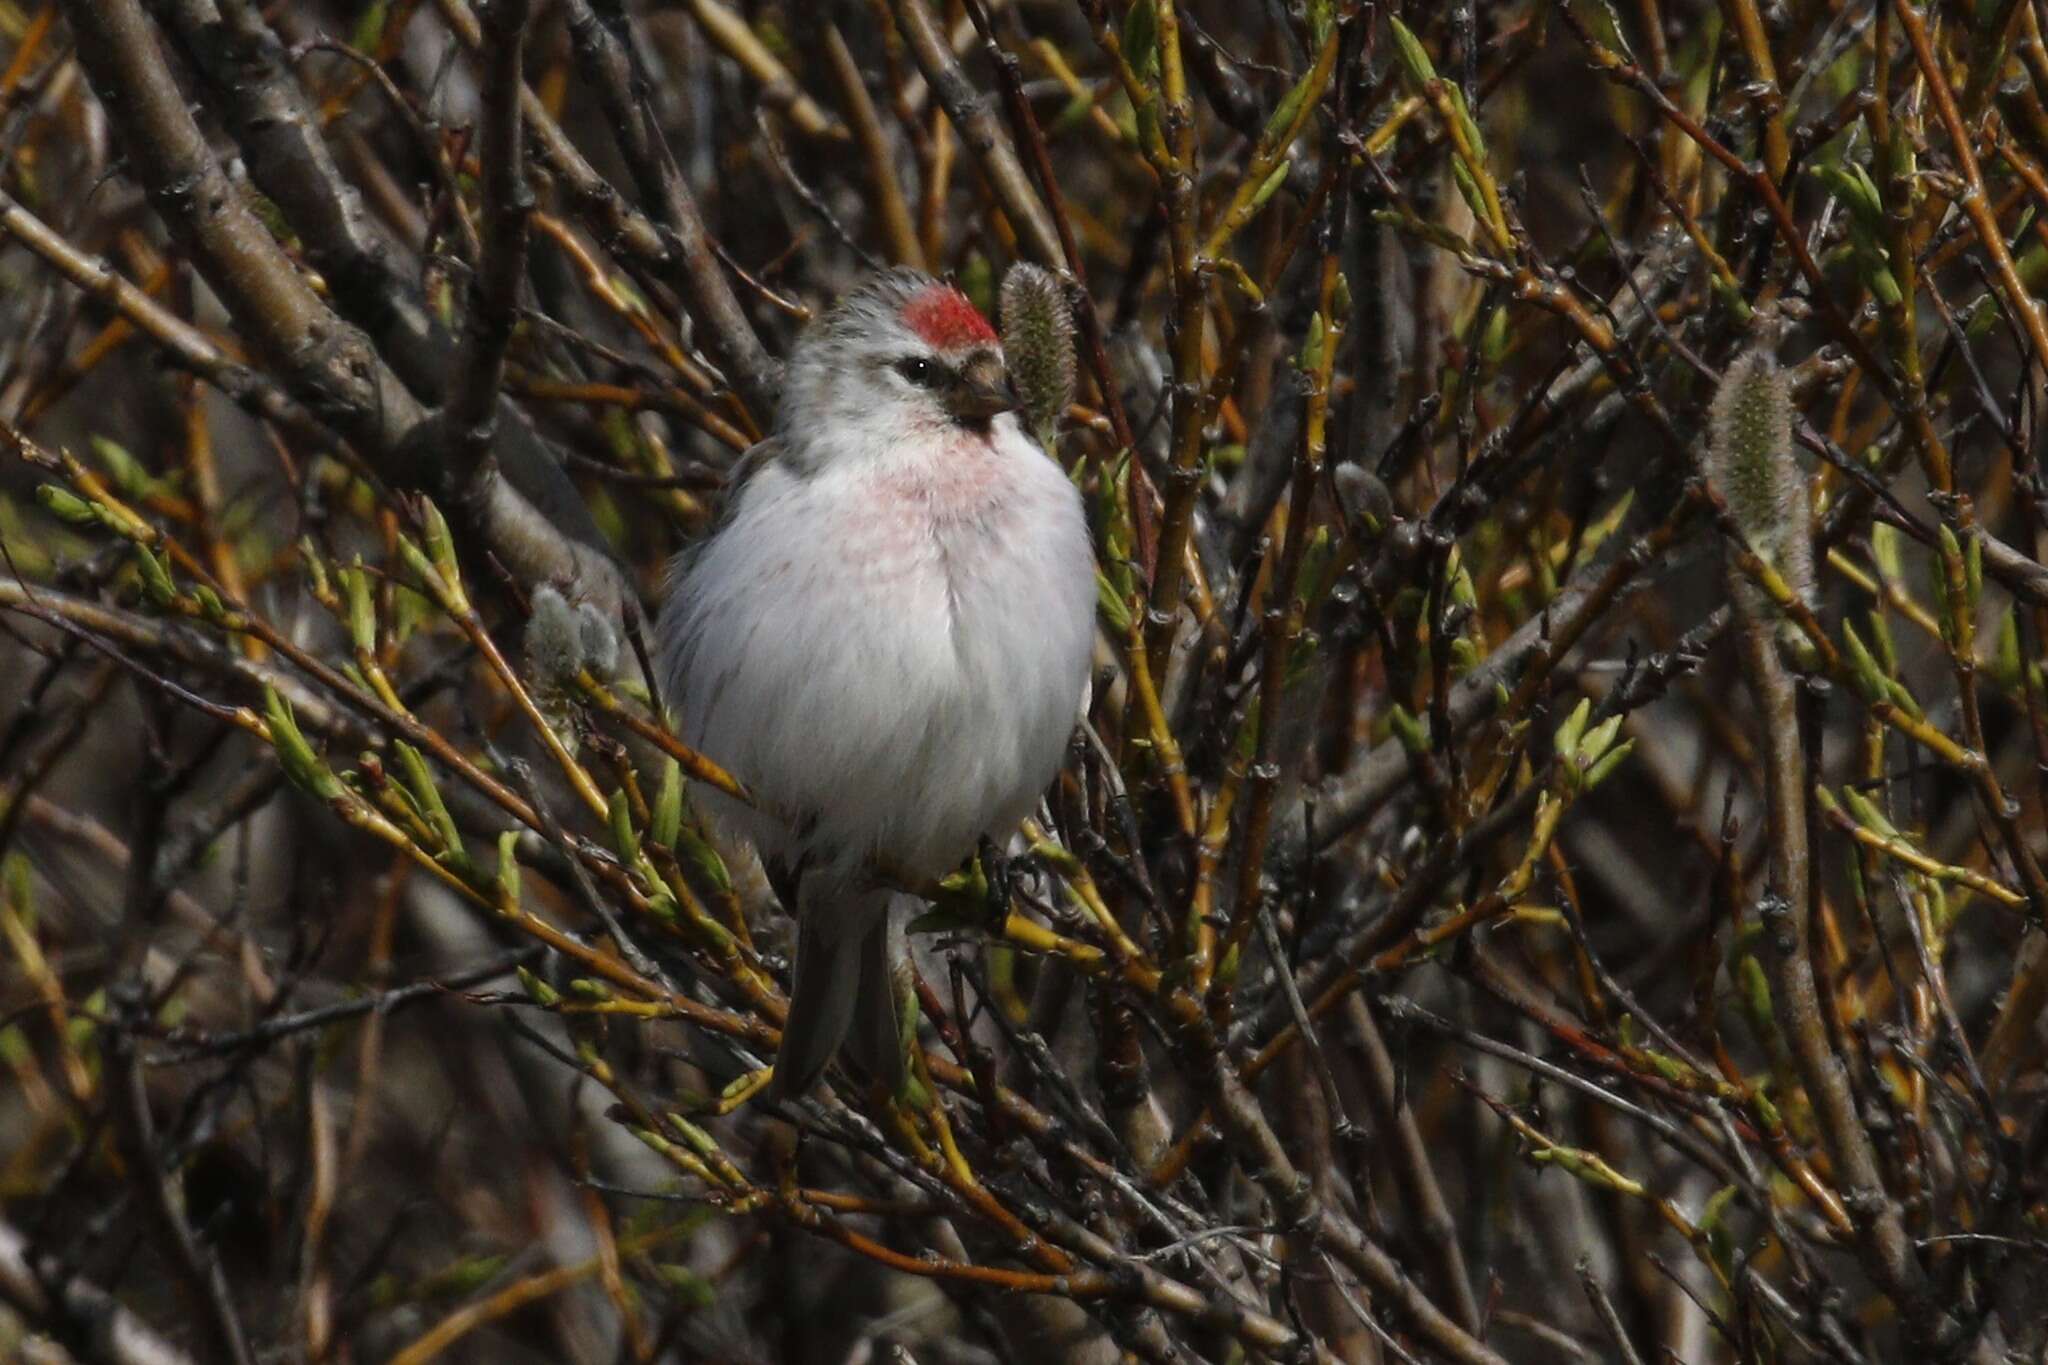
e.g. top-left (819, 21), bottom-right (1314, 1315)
top-left (769, 889), bottom-right (906, 1100)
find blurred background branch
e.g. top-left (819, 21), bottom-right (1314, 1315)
top-left (3, 1), bottom-right (2048, 1361)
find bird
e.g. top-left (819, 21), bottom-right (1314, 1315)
top-left (657, 268), bottom-right (1097, 1098)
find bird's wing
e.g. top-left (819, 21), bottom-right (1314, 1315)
top-left (719, 434), bottom-right (788, 507)
top-left (656, 433), bottom-right (784, 627)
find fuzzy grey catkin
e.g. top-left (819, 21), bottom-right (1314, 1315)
top-left (1708, 349), bottom-right (1815, 612)
top-left (522, 584), bottom-right (584, 747)
top-left (1333, 465), bottom-right (1393, 535)
top-left (525, 584), bottom-right (618, 682)
top-left (524, 584), bottom-right (586, 686)
top-left (999, 263), bottom-right (1077, 450)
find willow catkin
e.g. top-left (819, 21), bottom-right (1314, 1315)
top-left (524, 584), bottom-right (616, 744)
top-left (999, 263), bottom-right (1077, 452)
top-left (1708, 349), bottom-right (1814, 623)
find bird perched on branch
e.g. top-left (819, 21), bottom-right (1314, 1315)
top-left (658, 268), bottom-right (1096, 1098)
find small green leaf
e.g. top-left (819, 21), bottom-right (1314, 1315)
top-left (652, 758), bottom-right (683, 848)
top-left (1248, 157), bottom-right (1293, 213)
top-left (1583, 739), bottom-right (1634, 790)
top-left (1994, 607), bottom-right (2023, 689)
top-left (1871, 521), bottom-right (1903, 581)
top-left (517, 965), bottom-right (560, 1006)
top-left (1840, 621), bottom-right (1888, 704)
top-left (675, 823), bottom-right (732, 895)
top-left (394, 534), bottom-right (441, 604)
top-left (265, 687), bottom-right (343, 801)
top-left (417, 497), bottom-right (469, 614)
top-left (1867, 609), bottom-right (1899, 673)
top-left (1810, 162), bottom-right (1881, 226)
top-left (1305, 0), bottom-right (1334, 45)
top-left (497, 830), bottom-right (522, 908)
top-left (1096, 572), bottom-right (1134, 633)
top-left (350, 0), bottom-right (391, 52)
top-left (342, 560), bottom-right (377, 653)
top-left (133, 545), bottom-right (177, 608)
top-left (300, 539), bottom-right (332, 599)
top-left (652, 1264), bottom-right (716, 1310)
top-left (1579, 714), bottom-right (1624, 764)
top-left (1554, 697), bottom-right (1593, 761)
top-left (394, 742), bottom-right (463, 860)
top-left (90, 436), bottom-right (158, 499)
top-left (1387, 16), bottom-right (1438, 88)
top-left (608, 788), bottom-right (640, 861)
top-left (36, 484), bottom-right (98, 525)
top-left (1123, 0), bottom-right (1158, 82)
top-left (1299, 312), bottom-right (1327, 373)
top-left (1842, 785), bottom-right (1899, 838)
top-left (1262, 69), bottom-right (1314, 146)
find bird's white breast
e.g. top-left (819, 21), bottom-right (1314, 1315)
top-left (665, 415), bottom-right (1095, 882)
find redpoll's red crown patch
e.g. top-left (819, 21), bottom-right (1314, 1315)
top-left (901, 283), bottom-right (998, 351)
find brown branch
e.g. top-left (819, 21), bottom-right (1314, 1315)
top-left (684, 0), bottom-right (845, 143)
top-left (1729, 572), bottom-right (1939, 1341)
top-left (430, 0), bottom-right (667, 262)
top-left (157, 0), bottom-right (629, 613)
top-left (0, 1218), bottom-right (201, 1365)
top-left (1342, 995), bottom-right (1483, 1335)
top-left (1310, 516), bottom-right (1685, 851)
top-left (57, 0), bottom-right (425, 457)
top-left (443, 0), bottom-right (534, 468)
top-left (1198, 1050), bottom-right (1510, 1365)
top-left (888, 0), bottom-right (1062, 267)
top-left (0, 574), bottom-right (363, 745)
top-left (158, 0), bottom-right (403, 346)
top-left (957, 0), bottom-right (1145, 501)
top-left (559, 0), bottom-right (780, 423)
top-left (0, 186), bottom-right (323, 440)
top-left (1895, 0), bottom-right (2048, 381)
top-left (819, 21), bottom-right (927, 269)
top-left (107, 1012), bottom-right (256, 1365)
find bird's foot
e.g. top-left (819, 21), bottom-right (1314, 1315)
top-left (978, 834), bottom-right (1012, 927)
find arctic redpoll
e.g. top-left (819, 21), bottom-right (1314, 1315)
top-left (657, 269), bottom-right (1097, 1098)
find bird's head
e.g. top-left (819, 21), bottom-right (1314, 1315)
top-left (778, 269), bottom-right (1016, 450)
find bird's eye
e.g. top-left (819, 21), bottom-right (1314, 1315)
top-left (895, 356), bottom-right (942, 388)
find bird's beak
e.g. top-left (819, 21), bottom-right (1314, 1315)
top-left (948, 354), bottom-right (1017, 422)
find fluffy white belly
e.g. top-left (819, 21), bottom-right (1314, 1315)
top-left (666, 425), bottom-right (1094, 882)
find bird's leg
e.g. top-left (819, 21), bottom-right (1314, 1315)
top-left (977, 834), bottom-right (1012, 926)
top-left (885, 954), bottom-right (928, 1107)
